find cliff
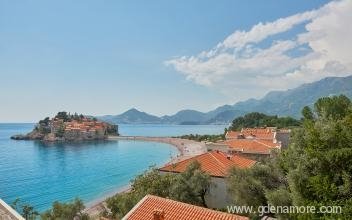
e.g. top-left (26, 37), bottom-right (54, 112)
top-left (11, 112), bottom-right (118, 142)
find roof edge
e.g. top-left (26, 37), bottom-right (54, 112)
top-left (122, 194), bottom-right (150, 220)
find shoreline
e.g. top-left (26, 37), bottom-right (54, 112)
top-left (83, 136), bottom-right (207, 217)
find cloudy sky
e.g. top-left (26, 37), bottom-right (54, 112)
top-left (0, 0), bottom-right (350, 122)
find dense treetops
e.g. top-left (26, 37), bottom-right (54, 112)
top-left (227, 95), bottom-right (352, 219)
top-left (229, 112), bottom-right (301, 131)
top-left (11, 198), bottom-right (88, 220)
top-left (104, 162), bottom-right (212, 219)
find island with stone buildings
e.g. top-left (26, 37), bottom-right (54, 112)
top-left (11, 112), bottom-right (118, 141)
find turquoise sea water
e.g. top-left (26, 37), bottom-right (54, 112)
top-left (0, 123), bottom-right (226, 212)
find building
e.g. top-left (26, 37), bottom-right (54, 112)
top-left (208, 127), bottom-right (291, 159)
top-left (122, 194), bottom-right (248, 220)
top-left (207, 139), bottom-right (281, 160)
top-left (158, 151), bottom-right (256, 209)
top-left (0, 199), bottom-right (25, 220)
top-left (225, 127), bottom-right (290, 148)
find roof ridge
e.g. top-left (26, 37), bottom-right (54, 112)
top-left (122, 194), bottom-right (150, 220)
top-left (208, 152), bottom-right (231, 176)
top-left (160, 152), bottom-right (208, 170)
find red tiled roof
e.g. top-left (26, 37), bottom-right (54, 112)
top-left (226, 128), bottom-right (277, 140)
top-left (225, 131), bottom-right (242, 139)
top-left (159, 151), bottom-right (256, 177)
top-left (123, 195), bottom-right (248, 220)
top-left (240, 128), bottom-right (275, 140)
top-left (225, 139), bottom-right (280, 154)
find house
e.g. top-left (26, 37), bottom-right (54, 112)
top-left (0, 199), bottom-right (25, 220)
top-left (225, 128), bottom-right (275, 140)
top-left (225, 127), bottom-right (291, 148)
top-left (207, 139), bottom-right (281, 160)
top-left (122, 194), bottom-right (248, 220)
top-left (208, 127), bottom-right (290, 159)
top-left (158, 151), bottom-right (256, 209)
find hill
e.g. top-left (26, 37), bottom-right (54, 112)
top-left (97, 75), bottom-right (352, 124)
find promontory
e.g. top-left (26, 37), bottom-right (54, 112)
top-left (11, 112), bottom-right (118, 141)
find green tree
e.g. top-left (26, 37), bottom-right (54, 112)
top-left (170, 161), bottom-right (211, 207)
top-left (281, 95), bottom-right (352, 218)
top-left (227, 95), bottom-right (352, 219)
top-left (229, 112), bottom-right (300, 131)
top-left (55, 124), bottom-right (65, 138)
top-left (301, 106), bottom-right (314, 121)
top-left (11, 198), bottom-right (39, 220)
top-left (41, 198), bottom-right (89, 220)
top-left (227, 160), bottom-right (286, 219)
top-left (106, 162), bottom-right (212, 218)
top-left (55, 111), bottom-right (70, 122)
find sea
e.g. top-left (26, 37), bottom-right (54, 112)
top-left (0, 123), bottom-right (226, 211)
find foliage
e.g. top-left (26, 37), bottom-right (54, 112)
top-left (177, 134), bottom-right (225, 142)
top-left (229, 112), bottom-right (301, 131)
top-left (39, 117), bottom-right (50, 126)
top-left (11, 198), bottom-right (39, 220)
top-left (55, 111), bottom-right (71, 122)
top-left (55, 124), bottom-right (65, 138)
top-left (227, 95), bottom-right (352, 219)
top-left (105, 162), bottom-right (211, 219)
top-left (169, 162), bottom-right (211, 207)
top-left (41, 198), bottom-right (89, 220)
top-left (227, 159), bottom-right (287, 219)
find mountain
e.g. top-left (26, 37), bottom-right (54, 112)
top-left (98, 75), bottom-right (352, 125)
top-left (229, 75), bottom-right (352, 118)
top-left (98, 108), bottom-right (162, 124)
top-left (161, 110), bottom-right (208, 124)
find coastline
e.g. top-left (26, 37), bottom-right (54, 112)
top-left (84, 136), bottom-right (207, 217)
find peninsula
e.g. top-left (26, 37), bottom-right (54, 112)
top-left (11, 112), bottom-right (118, 141)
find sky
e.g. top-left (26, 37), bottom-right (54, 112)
top-left (1, 0), bottom-right (351, 122)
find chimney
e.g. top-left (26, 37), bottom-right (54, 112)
top-left (153, 209), bottom-right (165, 220)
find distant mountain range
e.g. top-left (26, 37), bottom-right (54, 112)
top-left (97, 75), bottom-right (352, 125)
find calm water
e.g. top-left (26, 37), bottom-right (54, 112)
top-left (118, 124), bottom-right (227, 136)
top-left (0, 123), bottom-right (226, 212)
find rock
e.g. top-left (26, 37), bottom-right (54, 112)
top-left (10, 134), bottom-right (29, 140)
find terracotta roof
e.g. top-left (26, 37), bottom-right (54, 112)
top-left (122, 195), bottom-right (248, 220)
top-left (159, 151), bottom-right (256, 177)
top-left (240, 128), bottom-right (275, 140)
top-left (225, 139), bottom-right (280, 154)
top-left (225, 131), bottom-right (242, 139)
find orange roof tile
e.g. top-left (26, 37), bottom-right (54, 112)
top-left (225, 139), bottom-right (280, 154)
top-left (240, 128), bottom-right (275, 140)
top-left (225, 131), bottom-right (242, 139)
top-left (123, 195), bottom-right (248, 220)
top-left (159, 151), bottom-right (256, 177)
top-left (226, 128), bottom-right (276, 140)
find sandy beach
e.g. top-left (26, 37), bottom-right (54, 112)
top-left (83, 136), bottom-right (207, 218)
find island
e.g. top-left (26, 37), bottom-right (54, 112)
top-left (11, 112), bottom-right (118, 141)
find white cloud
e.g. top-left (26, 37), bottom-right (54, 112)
top-left (166, 0), bottom-right (352, 101)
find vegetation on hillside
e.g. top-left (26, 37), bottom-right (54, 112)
top-left (229, 112), bottom-right (301, 131)
top-left (11, 198), bottom-right (88, 220)
top-left (41, 198), bottom-right (89, 220)
top-left (104, 162), bottom-right (211, 219)
top-left (227, 95), bottom-right (352, 219)
top-left (11, 198), bottom-right (39, 220)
